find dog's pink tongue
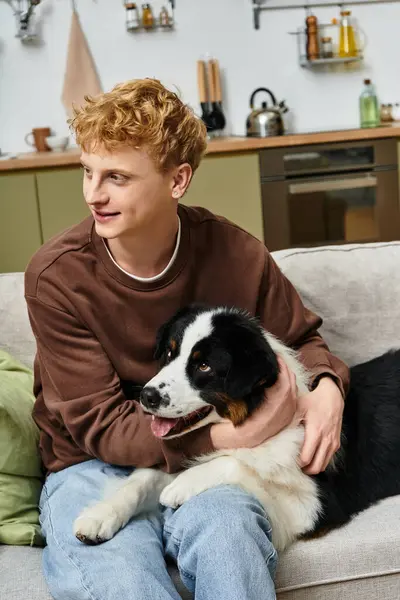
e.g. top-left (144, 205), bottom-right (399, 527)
top-left (151, 417), bottom-right (179, 438)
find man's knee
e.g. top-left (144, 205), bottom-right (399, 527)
top-left (163, 484), bottom-right (278, 583)
top-left (165, 484), bottom-right (274, 544)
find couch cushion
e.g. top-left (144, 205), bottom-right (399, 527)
top-left (0, 547), bottom-right (52, 600)
top-left (6, 496), bottom-right (400, 600)
top-left (275, 495), bottom-right (400, 599)
top-left (0, 548), bottom-right (191, 600)
top-left (273, 242), bottom-right (400, 366)
top-left (0, 273), bottom-right (36, 369)
top-left (0, 350), bottom-right (44, 547)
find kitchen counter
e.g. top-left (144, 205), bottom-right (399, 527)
top-left (2, 124), bottom-right (400, 172)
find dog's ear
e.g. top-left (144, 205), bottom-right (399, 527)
top-left (154, 303), bottom-right (209, 361)
top-left (154, 318), bottom-right (174, 361)
top-left (225, 334), bottom-right (279, 399)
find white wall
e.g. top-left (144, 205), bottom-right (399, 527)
top-left (0, 0), bottom-right (399, 154)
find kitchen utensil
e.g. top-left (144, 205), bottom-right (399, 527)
top-left (209, 59), bottom-right (226, 133)
top-left (45, 135), bottom-right (70, 152)
top-left (306, 14), bottom-right (319, 60)
top-left (197, 60), bottom-right (214, 133)
top-left (205, 59), bottom-right (221, 133)
top-left (24, 127), bottom-right (51, 152)
top-left (246, 88), bottom-right (288, 138)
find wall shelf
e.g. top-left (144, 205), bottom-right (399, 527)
top-left (252, 0), bottom-right (400, 30)
top-left (125, 0), bottom-right (175, 33)
top-left (300, 55), bottom-right (363, 67)
top-left (289, 22), bottom-right (364, 68)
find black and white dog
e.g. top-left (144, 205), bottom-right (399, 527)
top-left (74, 304), bottom-right (400, 552)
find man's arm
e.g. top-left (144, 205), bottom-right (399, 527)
top-left (257, 248), bottom-right (349, 397)
top-left (26, 294), bottom-right (213, 473)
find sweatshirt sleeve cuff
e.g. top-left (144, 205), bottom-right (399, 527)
top-left (310, 365), bottom-right (346, 398)
top-left (161, 425), bottom-right (215, 473)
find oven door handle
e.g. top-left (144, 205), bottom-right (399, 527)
top-left (289, 175), bottom-right (377, 194)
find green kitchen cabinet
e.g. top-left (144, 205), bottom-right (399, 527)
top-left (184, 152), bottom-right (264, 241)
top-left (1, 151), bottom-right (264, 274)
top-left (0, 172), bottom-right (43, 273)
top-left (36, 168), bottom-right (89, 242)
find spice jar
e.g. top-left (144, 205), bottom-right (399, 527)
top-left (393, 103), bottom-right (400, 122)
top-left (125, 2), bottom-right (140, 31)
top-left (380, 104), bottom-right (393, 123)
top-left (321, 36), bottom-right (334, 58)
top-left (142, 3), bottom-right (154, 29)
top-left (159, 6), bottom-right (171, 28)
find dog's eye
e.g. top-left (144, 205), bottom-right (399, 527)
top-left (166, 349), bottom-right (172, 360)
top-left (198, 363), bottom-right (211, 373)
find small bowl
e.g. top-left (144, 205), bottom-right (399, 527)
top-left (45, 135), bottom-right (69, 152)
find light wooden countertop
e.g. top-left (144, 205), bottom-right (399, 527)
top-left (2, 125), bottom-right (400, 172)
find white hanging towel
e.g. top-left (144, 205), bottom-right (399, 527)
top-left (61, 5), bottom-right (102, 118)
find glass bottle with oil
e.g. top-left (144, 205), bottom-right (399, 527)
top-left (360, 79), bottom-right (380, 128)
top-left (339, 10), bottom-right (358, 58)
top-left (142, 4), bottom-right (154, 29)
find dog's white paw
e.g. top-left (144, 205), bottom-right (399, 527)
top-left (160, 470), bottom-right (209, 509)
top-left (73, 502), bottom-right (123, 545)
top-left (159, 456), bottom-right (245, 509)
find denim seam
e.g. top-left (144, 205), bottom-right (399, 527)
top-left (266, 548), bottom-right (278, 566)
top-left (163, 526), bottom-right (180, 545)
top-left (164, 529), bottom-right (277, 585)
top-left (163, 528), bottom-right (197, 582)
top-left (178, 566), bottom-right (196, 582)
top-left (43, 485), bottom-right (100, 600)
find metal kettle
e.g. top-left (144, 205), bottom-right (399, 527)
top-left (246, 88), bottom-right (288, 138)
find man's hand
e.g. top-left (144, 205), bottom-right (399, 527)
top-left (297, 376), bottom-right (344, 475)
top-left (210, 357), bottom-right (298, 450)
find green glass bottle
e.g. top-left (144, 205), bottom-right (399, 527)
top-left (359, 79), bottom-right (380, 128)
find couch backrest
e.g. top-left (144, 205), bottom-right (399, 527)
top-left (0, 273), bottom-right (36, 368)
top-left (1, 241), bottom-right (400, 369)
top-left (273, 241), bottom-right (400, 366)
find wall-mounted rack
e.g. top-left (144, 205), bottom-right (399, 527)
top-left (125, 0), bottom-right (175, 32)
top-left (1, 0), bottom-right (42, 42)
top-left (252, 0), bottom-right (400, 29)
top-left (290, 22), bottom-right (364, 67)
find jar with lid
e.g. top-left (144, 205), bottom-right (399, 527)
top-left (321, 36), bottom-right (334, 58)
top-left (159, 6), bottom-right (172, 28)
top-left (142, 3), bottom-right (154, 29)
top-left (380, 104), bottom-right (393, 123)
top-left (125, 2), bottom-right (140, 31)
top-left (393, 103), bottom-right (400, 122)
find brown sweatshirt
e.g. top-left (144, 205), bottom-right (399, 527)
top-left (25, 204), bottom-right (349, 475)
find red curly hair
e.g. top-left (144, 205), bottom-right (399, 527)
top-left (69, 78), bottom-right (207, 172)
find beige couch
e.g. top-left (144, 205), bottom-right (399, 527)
top-left (1, 241), bottom-right (400, 599)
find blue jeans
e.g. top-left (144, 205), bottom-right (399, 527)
top-left (39, 459), bottom-right (278, 599)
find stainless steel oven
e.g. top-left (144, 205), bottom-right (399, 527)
top-left (259, 139), bottom-right (400, 250)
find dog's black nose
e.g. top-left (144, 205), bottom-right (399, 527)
top-left (140, 386), bottom-right (162, 409)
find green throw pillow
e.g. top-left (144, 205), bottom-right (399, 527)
top-left (0, 349), bottom-right (44, 546)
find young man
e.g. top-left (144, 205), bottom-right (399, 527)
top-left (25, 79), bottom-right (349, 600)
